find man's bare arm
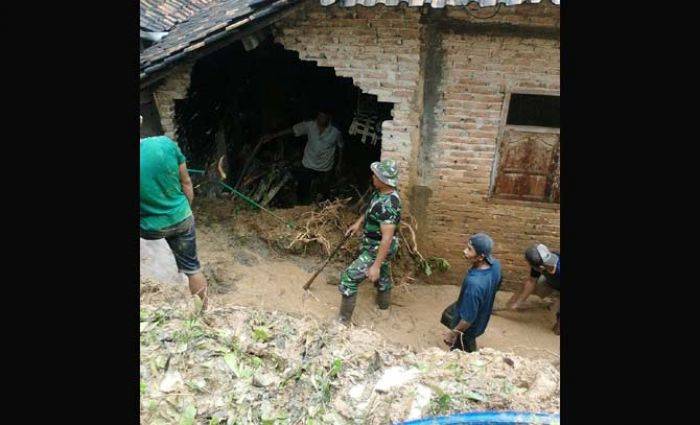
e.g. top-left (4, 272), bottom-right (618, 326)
top-left (179, 163), bottom-right (194, 205)
top-left (443, 319), bottom-right (472, 345)
top-left (263, 128), bottom-right (294, 144)
top-left (453, 319), bottom-right (472, 333)
top-left (345, 214), bottom-right (365, 236)
top-left (508, 276), bottom-right (537, 309)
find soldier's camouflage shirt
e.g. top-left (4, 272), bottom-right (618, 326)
top-left (363, 190), bottom-right (401, 243)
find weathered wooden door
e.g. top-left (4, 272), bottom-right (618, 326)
top-left (493, 126), bottom-right (560, 203)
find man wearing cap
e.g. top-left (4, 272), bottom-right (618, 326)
top-left (337, 159), bottom-right (401, 323)
top-left (262, 108), bottom-right (344, 205)
top-left (507, 243), bottom-right (560, 335)
top-left (443, 233), bottom-right (502, 352)
top-left (140, 119), bottom-right (209, 311)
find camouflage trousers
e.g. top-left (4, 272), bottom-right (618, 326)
top-left (338, 238), bottom-right (399, 297)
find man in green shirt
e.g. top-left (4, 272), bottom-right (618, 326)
top-left (140, 124), bottom-right (208, 310)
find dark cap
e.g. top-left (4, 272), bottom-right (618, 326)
top-left (469, 233), bottom-right (495, 264)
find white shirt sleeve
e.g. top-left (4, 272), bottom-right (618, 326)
top-left (292, 121), bottom-right (309, 137)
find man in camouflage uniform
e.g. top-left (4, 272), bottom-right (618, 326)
top-left (338, 159), bottom-right (401, 323)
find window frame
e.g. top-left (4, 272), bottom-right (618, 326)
top-left (488, 88), bottom-right (561, 205)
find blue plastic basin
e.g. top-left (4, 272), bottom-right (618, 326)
top-left (397, 411), bottom-right (560, 425)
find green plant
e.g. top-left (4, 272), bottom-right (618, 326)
top-left (224, 353), bottom-right (253, 379)
top-left (329, 358), bottom-right (342, 379)
top-left (321, 379), bottom-right (332, 403)
top-left (179, 405), bottom-right (196, 425)
top-left (149, 308), bottom-right (168, 325)
top-left (253, 326), bottom-right (271, 342)
top-left (428, 257), bottom-right (451, 272)
top-left (431, 393), bottom-right (452, 415)
top-left (250, 356), bottom-right (263, 369)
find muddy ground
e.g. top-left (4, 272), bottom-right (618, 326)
top-left (140, 200), bottom-right (559, 363)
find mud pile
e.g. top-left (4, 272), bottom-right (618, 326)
top-left (192, 198), bottom-right (448, 287)
top-left (140, 280), bottom-right (559, 424)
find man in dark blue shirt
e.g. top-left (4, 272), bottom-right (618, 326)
top-left (507, 243), bottom-right (560, 335)
top-left (443, 233), bottom-right (502, 353)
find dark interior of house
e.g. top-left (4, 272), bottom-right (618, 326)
top-left (173, 37), bottom-right (393, 208)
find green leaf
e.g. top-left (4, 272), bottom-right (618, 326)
top-left (329, 358), bottom-right (342, 378)
top-left (253, 327), bottom-right (271, 342)
top-left (433, 393), bottom-right (451, 414)
top-left (140, 380), bottom-right (147, 395)
top-left (178, 405), bottom-right (196, 425)
top-left (223, 353), bottom-right (252, 378)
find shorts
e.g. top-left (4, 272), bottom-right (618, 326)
top-left (140, 215), bottom-right (201, 275)
top-left (534, 275), bottom-right (560, 299)
top-left (534, 276), bottom-right (560, 319)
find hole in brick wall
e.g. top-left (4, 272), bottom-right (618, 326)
top-left (173, 37), bottom-right (393, 208)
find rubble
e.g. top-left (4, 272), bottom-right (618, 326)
top-left (140, 280), bottom-right (559, 424)
top-left (193, 198), bottom-right (450, 288)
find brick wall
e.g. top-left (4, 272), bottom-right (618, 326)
top-left (274, 4), bottom-right (423, 201)
top-left (422, 6), bottom-right (560, 289)
top-left (275, 2), bottom-right (560, 289)
top-left (152, 62), bottom-right (194, 140)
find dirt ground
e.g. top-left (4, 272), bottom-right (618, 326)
top-left (140, 209), bottom-right (559, 363)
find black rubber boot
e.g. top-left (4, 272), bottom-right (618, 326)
top-left (339, 294), bottom-right (357, 324)
top-left (377, 289), bottom-right (391, 310)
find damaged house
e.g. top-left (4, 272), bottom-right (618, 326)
top-left (139, 0), bottom-right (560, 289)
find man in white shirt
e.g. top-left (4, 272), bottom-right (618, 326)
top-left (262, 108), bottom-right (344, 204)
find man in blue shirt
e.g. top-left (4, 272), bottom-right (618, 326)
top-left (507, 243), bottom-right (560, 335)
top-left (443, 233), bottom-right (502, 353)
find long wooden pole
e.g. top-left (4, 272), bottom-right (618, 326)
top-left (303, 233), bottom-right (352, 291)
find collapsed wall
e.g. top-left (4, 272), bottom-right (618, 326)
top-left (274, 3), bottom-right (560, 289)
top-left (274, 3), bottom-right (423, 203)
top-left (146, 2), bottom-right (560, 288)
